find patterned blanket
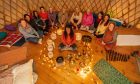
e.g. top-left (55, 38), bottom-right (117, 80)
top-left (0, 33), bottom-right (23, 47)
top-left (93, 59), bottom-right (133, 84)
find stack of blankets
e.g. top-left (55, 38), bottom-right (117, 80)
top-left (0, 33), bottom-right (23, 47)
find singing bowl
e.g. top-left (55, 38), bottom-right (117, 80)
top-left (57, 29), bottom-right (63, 35)
top-left (82, 35), bottom-right (92, 43)
top-left (48, 52), bottom-right (53, 58)
top-left (56, 56), bottom-right (64, 63)
top-left (47, 39), bottom-right (53, 45)
top-left (47, 45), bottom-right (53, 52)
top-left (51, 33), bottom-right (57, 40)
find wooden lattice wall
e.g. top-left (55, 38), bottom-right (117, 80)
top-left (0, 0), bottom-right (140, 29)
top-left (0, 0), bottom-right (28, 29)
top-left (108, 0), bottom-right (140, 25)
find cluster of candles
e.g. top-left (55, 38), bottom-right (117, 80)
top-left (79, 66), bottom-right (92, 79)
top-left (38, 33), bottom-right (96, 80)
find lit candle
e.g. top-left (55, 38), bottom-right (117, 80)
top-left (84, 42), bottom-right (85, 45)
top-left (53, 67), bottom-right (56, 70)
top-left (41, 62), bottom-right (45, 65)
top-left (40, 50), bottom-right (43, 53)
top-left (43, 54), bottom-right (46, 57)
top-left (48, 64), bottom-right (51, 67)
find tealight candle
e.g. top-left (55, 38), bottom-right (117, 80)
top-left (53, 67), bottom-right (56, 70)
top-left (43, 54), bottom-right (46, 57)
top-left (44, 48), bottom-right (46, 50)
top-left (48, 65), bottom-right (51, 67)
top-left (41, 62), bottom-right (45, 65)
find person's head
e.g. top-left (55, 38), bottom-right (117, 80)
top-left (24, 14), bottom-right (30, 22)
top-left (49, 7), bottom-right (53, 13)
top-left (40, 6), bottom-right (45, 12)
top-left (101, 14), bottom-right (110, 26)
top-left (33, 11), bottom-right (38, 17)
top-left (64, 23), bottom-right (74, 38)
top-left (19, 19), bottom-right (27, 28)
top-left (62, 8), bottom-right (66, 13)
top-left (104, 14), bottom-right (110, 21)
top-left (86, 9), bottom-right (90, 14)
top-left (98, 11), bottom-right (104, 19)
top-left (108, 22), bottom-right (116, 31)
top-left (75, 7), bottom-right (80, 13)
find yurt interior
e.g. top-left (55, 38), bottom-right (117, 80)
top-left (0, 0), bottom-right (140, 84)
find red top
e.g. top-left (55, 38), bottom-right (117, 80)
top-left (97, 18), bottom-right (102, 23)
top-left (103, 28), bottom-right (116, 43)
top-left (39, 12), bottom-right (48, 20)
top-left (62, 33), bottom-right (76, 46)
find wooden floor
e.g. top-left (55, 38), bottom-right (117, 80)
top-left (0, 27), bottom-right (140, 84)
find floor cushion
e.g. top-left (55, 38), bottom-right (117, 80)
top-left (0, 32), bottom-right (7, 41)
top-left (4, 25), bottom-right (16, 31)
top-left (12, 59), bottom-right (34, 84)
top-left (0, 33), bottom-right (23, 47)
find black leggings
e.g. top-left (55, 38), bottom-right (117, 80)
top-left (59, 43), bottom-right (77, 51)
top-left (93, 31), bottom-right (104, 38)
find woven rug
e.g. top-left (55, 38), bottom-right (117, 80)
top-left (93, 59), bottom-right (133, 84)
top-left (0, 33), bottom-right (23, 47)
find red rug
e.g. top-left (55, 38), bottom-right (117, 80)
top-left (0, 33), bottom-right (23, 47)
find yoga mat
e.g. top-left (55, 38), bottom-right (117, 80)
top-left (93, 59), bottom-right (133, 84)
top-left (117, 35), bottom-right (140, 46)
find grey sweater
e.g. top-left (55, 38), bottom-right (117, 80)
top-left (19, 23), bottom-right (39, 39)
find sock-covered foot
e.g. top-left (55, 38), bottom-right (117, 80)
top-left (38, 39), bottom-right (42, 44)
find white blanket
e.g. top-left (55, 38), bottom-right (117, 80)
top-left (117, 35), bottom-right (140, 46)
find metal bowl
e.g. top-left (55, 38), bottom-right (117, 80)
top-left (56, 56), bottom-right (64, 63)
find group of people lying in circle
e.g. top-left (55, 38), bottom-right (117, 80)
top-left (18, 6), bottom-right (117, 51)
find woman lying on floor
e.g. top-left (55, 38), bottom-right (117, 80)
top-left (19, 19), bottom-right (43, 44)
top-left (102, 22), bottom-right (118, 50)
top-left (59, 23), bottom-right (77, 51)
top-left (94, 14), bottom-right (110, 38)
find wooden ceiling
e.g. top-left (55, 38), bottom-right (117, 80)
top-left (0, 0), bottom-right (140, 29)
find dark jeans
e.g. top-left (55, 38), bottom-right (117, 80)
top-left (38, 19), bottom-right (49, 34)
top-left (59, 43), bottom-right (77, 51)
top-left (26, 31), bottom-right (43, 43)
top-left (93, 31), bottom-right (104, 38)
top-left (71, 19), bottom-right (81, 29)
top-left (26, 37), bottom-right (40, 43)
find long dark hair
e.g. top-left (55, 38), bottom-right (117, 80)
top-left (33, 11), bottom-right (40, 19)
top-left (24, 14), bottom-right (29, 19)
top-left (98, 11), bottom-right (104, 19)
top-left (100, 14), bottom-right (110, 26)
top-left (40, 6), bottom-right (45, 10)
top-left (63, 24), bottom-right (74, 39)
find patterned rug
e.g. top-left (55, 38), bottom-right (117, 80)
top-left (0, 33), bottom-right (23, 47)
top-left (93, 59), bottom-right (133, 84)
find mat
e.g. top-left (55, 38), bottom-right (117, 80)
top-left (117, 35), bottom-right (140, 46)
top-left (93, 59), bottom-right (133, 84)
top-left (0, 33), bottom-right (23, 47)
